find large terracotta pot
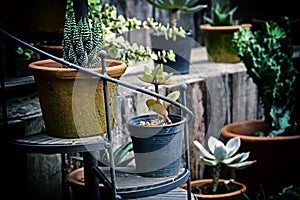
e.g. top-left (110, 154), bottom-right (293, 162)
top-left (200, 24), bottom-right (252, 63)
top-left (181, 179), bottom-right (247, 199)
top-left (29, 59), bottom-right (126, 138)
top-left (221, 119), bottom-right (300, 198)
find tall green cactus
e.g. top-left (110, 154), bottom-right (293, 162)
top-left (233, 16), bottom-right (298, 136)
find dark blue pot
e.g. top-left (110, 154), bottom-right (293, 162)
top-left (127, 114), bottom-right (186, 177)
top-left (150, 31), bottom-right (193, 75)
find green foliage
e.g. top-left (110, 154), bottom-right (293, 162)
top-left (138, 64), bottom-right (180, 124)
top-left (146, 0), bottom-right (207, 13)
top-left (16, 44), bottom-right (34, 61)
top-left (62, 2), bottom-right (103, 68)
top-left (255, 185), bottom-right (300, 200)
top-left (146, 0), bottom-right (207, 29)
top-left (99, 3), bottom-right (181, 66)
top-left (70, 140), bottom-right (134, 167)
top-left (233, 16), bottom-right (298, 136)
top-left (194, 136), bottom-right (256, 193)
top-left (98, 140), bottom-right (134, 167)
top-left (204, 3), bottom-right (238, 26)
top-left (64, 0), bottom-right (178, 66)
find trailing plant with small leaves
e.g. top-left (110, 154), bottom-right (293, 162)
top-left (204, 3), bottom-right (238, 26)
top-left (99, 3), bottom-right (179, 65)
top-left (194, 136), bottom-right (256, 193)
top-left (138, 64), bottom-right (180, 124)
top-left (233, 16), bottom-right (298, 136)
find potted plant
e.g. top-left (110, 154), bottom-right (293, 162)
top-left (200, 2), bottom-right (251, 63)
top-left (181, 136), bottom-right (256, 199)
top-left (221, 16), bottom-right (300, 198)
top-left (127, 64), bottom-right (186, 177)
top-left (146, 0), bottom-right (207, 74)
top-left (28, 0), bottom-right (127, 138)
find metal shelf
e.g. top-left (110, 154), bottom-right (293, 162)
top-left (9, 131), bottom-right (107, 154)
top-left (1, 27), bottom-right (194, 200)
top-left (94, 167), bottom-right (190, 199)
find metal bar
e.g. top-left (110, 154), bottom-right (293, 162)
top-left (83, 151), bottom-right (100, 200)
top-left (0, 41), bottom-right (8, 128)
top-left (180, 84), bottom-right (192, 200)
top-left (99, 51), bottom-right (119, 200)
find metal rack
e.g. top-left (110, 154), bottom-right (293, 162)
top-left (0, 27), bottom-right (194, 200)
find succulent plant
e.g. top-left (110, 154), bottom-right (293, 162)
top-left (64, 0), bottom-right (179, 67)
top-left (137, 64), bottom-right (180, 124)
top-left (194, 136), bottom-right (256, 193)
top-left (146, 0), bottom-right (207, 29)
top-left (204, 3), bottom-right (238, 26)
top-left (233, 16), bottom-right (298, 136)
top-left (62, 13), bottom-right (103, 68)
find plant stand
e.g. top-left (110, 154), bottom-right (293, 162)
top-left (1, 28), bottom-right (195, 200)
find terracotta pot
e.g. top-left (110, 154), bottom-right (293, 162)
top-left (200, 24), bottom-right (252, 63)
top-left (221, 119), bottom-right (300, 198)
top-left (29, 59), bottom-right (126, 138)
top-left (180, 179), bottom-right (247, 199)
top-left (67, 168), bottom-right (114, 200)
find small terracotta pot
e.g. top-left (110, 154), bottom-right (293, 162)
top-left (67, 168), bottom-right (114, 200)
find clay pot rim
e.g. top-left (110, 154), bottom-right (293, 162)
top-left (181, 179), bottom-right (246, 198)
top-left (221, 119), bottom-right (300, 142)
top-left (67, 167), bottom-right (104, 187)
top-left (29, 58), bottom-right (127, 78)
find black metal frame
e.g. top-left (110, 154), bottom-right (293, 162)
top-left (0, 26), bottom-right (194, 200)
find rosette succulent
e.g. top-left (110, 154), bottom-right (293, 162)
top-left (194, 136), bottom-right (256, 193)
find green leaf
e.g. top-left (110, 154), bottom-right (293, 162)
top-left (214, 144), bottom-right (228, 162)
top-left (114, 141), bottom-right (133, 166)
top-left (193, 140), bottom-right (215, 160)
top-left (227, 160), bottom-right (257, 170)
top-left (146, 99), bottom-right (167, 115)
top-left (201, 158), bottom-right (218, 166)
top-left (207, 136), bottom-right (223, 154)
top-left (226, 137), bottom-right (240, 157)
top-left (223, 152), bottom-right (250, 165)
top-left (163, 91), bottom-right (180, 109)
